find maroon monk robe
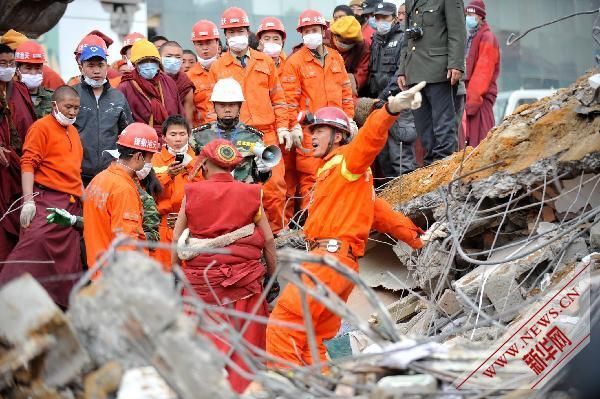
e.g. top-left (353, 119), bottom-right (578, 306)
top-left (171, 70), bottom-right (195, 103)
top-left (118, 69), bottom-right (184, 139)
top-left (183, 173), bottom-right (268, 393)
top-left (0, 81), bottom-right (36, 261)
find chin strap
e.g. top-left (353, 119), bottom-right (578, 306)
top-left (322, 129), bottom-right (338, 158)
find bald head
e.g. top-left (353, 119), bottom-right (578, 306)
top-left (51, 85), bottom-right (80, 120)
top-left (159, 40), bottom-right (183, 56)
top-left (51, 85), bottom-right (79, 102)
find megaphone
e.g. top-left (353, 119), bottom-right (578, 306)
top-left (252, 143), bottom-right (282, 168)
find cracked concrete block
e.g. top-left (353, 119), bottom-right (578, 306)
top-left (0, 274), bottom-right (90, 388)
top-left (483, 267), bottom-right (524, 322)
top-left (562, 238), bottom-right (590, 266)
top-left (370, 294), bottom-right (420, 325)
top-left (437, 289), bottom-right (462, 316)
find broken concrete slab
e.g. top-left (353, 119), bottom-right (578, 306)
top-left (483, 267), bottom-right (525, 322)
top-left (361, 240), bottom-right (418, 290)
top-left (591, 214), bottom-right (600, 249)
top-left (372, 374), bottom-right (437, 397)
top-left (437, 289), bottom-right (462, 316)
top-left (370, 294), bottom-right (421, 326)
top-left (0, 274), bottom-right (90, 388)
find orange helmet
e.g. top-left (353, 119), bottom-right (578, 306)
top-left (116, 123), bottom-right (160, 153)
top-left (220, 7), bottom-right (250, 29)
top-left (120, 32), bottom-right (145, 55)
top-left (296, 9), bottom-right (327, 32)
top-left (309, 107), bottom-right (351, 136)
top-left (257, 17), bottom-right (286, 41)
top-left (191, 20), bottom-right (220, 42)
top-left (15, 40), bottom-right (46, 64)
top-left (75, 34), bottom-right (108, 56)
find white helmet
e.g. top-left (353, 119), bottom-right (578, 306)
top-left (210, 78), bottom-right (245, 103)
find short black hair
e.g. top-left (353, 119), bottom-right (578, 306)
top-left (150, 35), bottom-right (169, 44)
top-left (161, 114), bottom-right (191, 136)
top-left (333, 5), bottom-right (354, 17)
top-left (159, 40), bottom-right (183, 55)
top-left (183, 49), bottom-right (197, 61)
top-left (0, 44), bottom-right (14, 55)
top-left (248, 31), bottom-right (259, 50)
top-left (51, 85), bottom-right (79, 102)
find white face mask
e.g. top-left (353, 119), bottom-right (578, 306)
top-left (52, 102), bottom-right (76, 126)
top-left (198, 55), bottom-right (217, 69)
top-left (335, 40), bottom-right (356, 51)
top-left (227, 35), bottom-right (249, 52)
top-left (136, 162), bottom-right (153, 179)
top-left (83, 76), bottom-right (107, 88)
top-left (21, 73), bottom-right (43, 89)
top-left (0, 66), bottom-right (16, 82)
top-left (161, 56), bottom-right (182, 75)
top-left (262, 42), bottom-right (282, 58)
top-left (303, 33), bottom-right (323, 50)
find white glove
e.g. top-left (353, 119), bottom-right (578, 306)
top-left (421, 221), bottom-right (449, 244)
top-left (277, 128), bottom-right (293, 151)
top-left (20, 200), bottom-right (36, 228)
top-left (290, 124), bottom-right (304, 148)
top-left (387, 81), bottom-right (427, 113)
top-left (348, 120), bottom-right (359, 139)
top-left (254, 156), bottom-right (271, 173)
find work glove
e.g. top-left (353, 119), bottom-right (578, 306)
top-left (387, 81), bottom-right (427, 113)
top-left (277, 127), bottom-right (293, 151)
top-left (348, 120), bottom-right (359, 140)
top-left (290, 124), bottom-right (304, 148)
top-left (20, 201), bottom-right (36, 228)
top-left (421, 221), bottom-right (449, 244)
top-left (46, 208), bottom-right (77, 227)
top-left (254, 156), bottom-right (271, 173)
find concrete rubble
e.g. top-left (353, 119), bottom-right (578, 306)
top-left (0, 72), bottom-right (599, 398)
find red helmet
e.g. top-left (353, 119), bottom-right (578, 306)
top-left (220, 7), bottom-right (250, 29)
top-left (120, 32), bottom-right (145, 55)
top-left (309, 107), bottom-right (351, 136)
top-left (257, 17), bottom-right (286, 41)
top-left (117, 123), bottom-right (160, 153)
top-left (15, 40), bottom-right (46, 64)
top-left (296, 9), bottom-right (327, 33)
top-left (191, 20), bottom-right (220, 42)
top-left (75, 34), bottom-right (108, 56)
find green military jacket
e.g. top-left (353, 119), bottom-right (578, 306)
top-left (134, 181), bottom-right (160, 243)
top-left (189, 120), bottom-right (267, 183)
top-left (399, 0), bottom-right (466, 85)
top-left (31, 87), bottom-right (54, 120)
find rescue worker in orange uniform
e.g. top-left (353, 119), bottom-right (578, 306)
top-left (0, 86), bottom-right (84, 308)
top-left (280, 9), bottom-right (356, 221)
top-left (187, 20), bottom-right (220, 127)
top-left (266, 82), bottom-right (427, 368)
top-left (151, 115), bottom-right (196, 269)
top-left (83, 122), bottom-right (159, 267)
top-left (207, 7), bottom-right (288, 234)
top-left (256, 17), bottom-right (287, 77)
top-left (172, 138), bottom-right (276, 393)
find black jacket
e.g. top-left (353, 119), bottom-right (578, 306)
top-left (74, 80), bottom-right (133, 180)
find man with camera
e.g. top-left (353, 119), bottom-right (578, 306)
top-left (397, 0), bottom-right (466, 165)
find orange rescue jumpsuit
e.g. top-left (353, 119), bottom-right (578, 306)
top-left (187, 63), bottom-right (213, 127)
top-left (151, 146), bottom-right (196, 269)
top-left (280, 45), bottom-right (354, 220)
top-left (266, 106), bottom-right (424, 367)
top-left (83, 163), bottom-right (146, 268)
top-left (207, 49), bottom-right (288, 233)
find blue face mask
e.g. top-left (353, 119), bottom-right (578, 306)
top-left (466, 15), bottom-right (479, 30)
top-left (161, 56), bottom-right (182, 75)
top-left (376, 21), bottom-right (393, 35)
top-left (368, 16), bottom-right (378, 29)
top-left (137, 62), bottom-right (159, 80)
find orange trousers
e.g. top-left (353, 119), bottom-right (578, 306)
top-left (266, 249), bottom-right (358, 368)
top-left (152, 217), bottom-right (174, 270)
top-left (260, 130), bottom-right (287, 234)
top-left (281, 127), bottom-right (319, 222)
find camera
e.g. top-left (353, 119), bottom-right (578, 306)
top-left (405, 26), bottom-right (424, 41)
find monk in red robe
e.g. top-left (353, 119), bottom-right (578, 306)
top-left (0, 43), bottom-right (36, 261)
top-left (158, 41), bottom-right (195, 125)
top-left (118, 39), bottom-right (183, 139)
top-left (172, 139), bottom-right (276, 393)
